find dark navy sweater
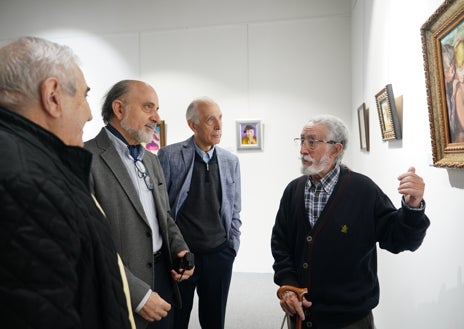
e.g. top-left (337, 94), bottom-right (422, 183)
top-left (271, 166), bottom-right (430, 328)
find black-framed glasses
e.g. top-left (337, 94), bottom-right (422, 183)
top-left (293, 137), bottom-right (338, 150)
top-left (134, 160), bottom-right (154, 190)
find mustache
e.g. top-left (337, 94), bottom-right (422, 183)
top-left (300, 155), bottom-right (313, 162)
top-left (147, 122), bottom-right (157, 130)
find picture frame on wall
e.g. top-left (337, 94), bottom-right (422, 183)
top-left (144, 120), bottom-right (166, 154)
top-left (375, 84), bottom-right (402, 141)
top-left (421, 0), bottom-right (464, 167)
top-left (236, 120), bottom-right (262, 151)
top-left (357, 103), bottom-right (370, 151)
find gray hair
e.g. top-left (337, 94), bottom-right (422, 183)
top-left (0, 36), bottom-right (79, 108)
top-left (186, 96), bottom-right (218, 124)
top-left (305, 114), bottom-right (349, 164)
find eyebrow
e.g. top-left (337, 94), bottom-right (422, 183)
top-left (145, 102), bottom-right (158, 109)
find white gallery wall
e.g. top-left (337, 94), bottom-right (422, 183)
top-left (1, 0), bottom-right (462, 327)
top-left (0, 0), bottom-right (352, 274)
top-left (352, 0), bottom-right (463, 328)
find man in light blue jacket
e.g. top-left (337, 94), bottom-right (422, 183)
top-left (157, 97), bottom-right (241, 329)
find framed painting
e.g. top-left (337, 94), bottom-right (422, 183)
top-left (236, 120), bottom-right (262, 151)
top-left (375, 84), bottom-right (402, 141)
top-left (421, 0), bottom-right (464, 167)
top-left (357, 103), bottom-right (370, 151)
top-left (144, 120), bottom-right (166, 154)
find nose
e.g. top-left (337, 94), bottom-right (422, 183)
top-left (86, 101), bottom-right (93, 122)
top-left (300, 144), bottom-right (309, 154)
top-left (150, 110), bottom-right (161, 122)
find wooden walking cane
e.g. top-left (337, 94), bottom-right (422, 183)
top-left (277, 285), bottom-right (308, 329)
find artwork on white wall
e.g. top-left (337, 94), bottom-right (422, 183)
top-left (421, 0), bottom-right (464, 168)
top-left (144, 120), bottom-right (166, 154)
top-left (375, 84), bottom-right (402, 141)
top-left (357, 102), bottom-right (370, 151)
top-left (236, 120), bottom-right (262, 151)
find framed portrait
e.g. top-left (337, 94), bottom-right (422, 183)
top-left (357, 103), bottom-right (370, 151)
top-left (144, 120), bottom-right (166, 154)
top-left (421, 0), bottom-right (464, 167)
top-left (375, 84), bottom-right (402, 141)
top-left (236, 120), bottom-right (262, 151)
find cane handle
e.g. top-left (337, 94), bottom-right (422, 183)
top-left (277, 285), bottom-right (308, 329)
top-left (277, 285), bottom-right (308, 301)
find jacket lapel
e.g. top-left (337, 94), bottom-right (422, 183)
top-left (95, 129), bottom-right (149, 225)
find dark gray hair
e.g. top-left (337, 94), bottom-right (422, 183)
top-left (0, 36), bottom-right (79, 108)
top-left (305, 114), bottom-right (349, 164)
top-left (186, 96), bottom-right (218, 124)
top-left (101, 80), bottom-right (134, 124)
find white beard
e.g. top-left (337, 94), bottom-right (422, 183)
top-left (121, 116), bottom-right (153, 144)
top-left (300, 154), bottom-right (330, 176)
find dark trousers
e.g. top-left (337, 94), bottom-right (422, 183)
top-left (147, 256), bottom-right (174, 329)
top-left (340, 312), bottom-right (375, 329)
top-left (173, 245), bottom-right (235, 329)
top-left (290, 311), bottom-right (375, 329)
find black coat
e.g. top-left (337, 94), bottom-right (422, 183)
top-left (0, 107), bottom-right (131, 329)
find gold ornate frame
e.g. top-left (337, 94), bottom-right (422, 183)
top-left (375, 84), bottom-right (402, 141)
top-left (421, 0), bottom-right (464, 167)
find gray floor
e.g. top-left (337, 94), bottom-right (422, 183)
top-left (188, 272), bottom-right (284, 329)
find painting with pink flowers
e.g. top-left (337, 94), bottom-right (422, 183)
top-left (144, 120), bottom-right (166, 154)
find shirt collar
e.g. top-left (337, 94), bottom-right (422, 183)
top-left (105, 125), bottom-right (145, 161)
top-left (194, 142), bottom-right (215, 163)
top-left (308, 164), bottom-right (340, 194)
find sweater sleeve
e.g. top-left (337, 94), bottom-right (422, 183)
top-left (374, 184), bottom-right (430, 254)
top-left (271, 178), bottom-right (305, 287)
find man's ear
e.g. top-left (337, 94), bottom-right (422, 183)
top-left (112, 99), bottom-right (125, 120)
top-left (331, 143), bottom-right (344, 159)
top-left (187, 119), bottom-right (196, 132)
top-left (40, 77), bottom-right (62, 118)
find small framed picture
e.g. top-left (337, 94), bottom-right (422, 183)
top-left (357, 103), bottom-right (369, 151)
top-left (236, 120), bottom-right (262, 151)
top-left (144, 120), bottom-right (166, 154)
top-left (375, 84), bottom-right (402, 141)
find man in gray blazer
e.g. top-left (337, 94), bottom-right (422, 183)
top-left (85, 80), bottom-right (193, 329)
top-left (157, 97), bottom-right (242, 329)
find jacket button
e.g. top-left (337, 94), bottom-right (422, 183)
top-left (305, 321), bottom-right (313, 327)
top-left (302, 263), bottom-right (309, 269)
top-left (147, 262), bottom-right (153, 268)
top-left (146, 231), bottom-right (152, 238)
top-left (306, 235), bottom-right (312, 242)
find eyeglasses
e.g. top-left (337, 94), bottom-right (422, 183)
top-left (134, 160), bottom-right (154, 190)
top-left (293, 137), bottom-right (338, 150)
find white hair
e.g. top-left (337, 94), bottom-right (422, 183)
top-left (0, 36), bottom-right (79, 108)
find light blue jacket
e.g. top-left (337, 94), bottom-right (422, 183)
top-left (158, 136), bottom-right (242, 253)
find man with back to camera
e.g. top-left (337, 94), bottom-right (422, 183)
top-left (157, 97), bottom-right (242, 329)
top-left (271, 114), bottom-right (430, 329)
top-left (0, 36), bottom-right (134, 329)
top-left (85, 79), bottom-right (194, 329)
